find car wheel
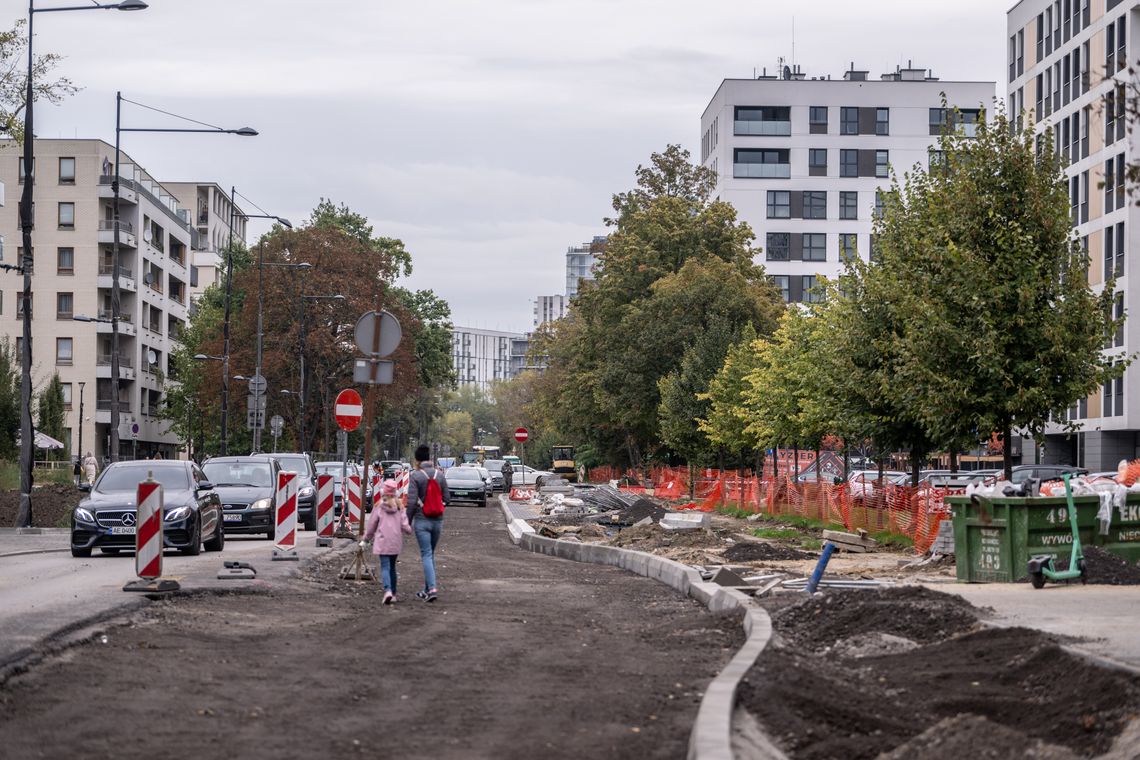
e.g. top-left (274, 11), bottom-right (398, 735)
top-left (535, 477), bottom-right (545, 488)
top-left (71, 546), bottom-right (92, 558)
top-left (303, 510), bottom-right (317, 532)
top-left (204, 518), bottom-right (225, 552)
top-left (100, 547), bottom-right (121, 555)
top-left (479, 497), bottom-right (487, 508)
top-left (181, 519), bottom-right (202, 556)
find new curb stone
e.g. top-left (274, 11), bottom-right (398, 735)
top-left (495, 497), bottom-right (784, 760)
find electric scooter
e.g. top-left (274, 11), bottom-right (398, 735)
top-left (1027, 473), bottom-right (1086, 589)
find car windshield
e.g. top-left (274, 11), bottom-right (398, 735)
top-left (315, 464), bottom-right (346, 478)
top-left (446, 469), bottom-right (483, 482)
top-left (203, 462), bottom-right (273, 488)
top-left (96, 464), bottom-right (189, 493)
top-left (275, 455), bottom-right (312, 476)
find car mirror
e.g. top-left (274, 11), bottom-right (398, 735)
top-left (78, 483), bottom-right (91, 493)
top-left (197, 481), bottom-right (214, 491)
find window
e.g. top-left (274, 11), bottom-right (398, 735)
top-left (1081, 169), bottom-right (1089, 225)
top-left (57, 247), bottom-right (74, 275)
top-left (770, 275), bottom-right (790, 302)
top-left (58, 157), bottom-right (76, 184)
top-left (803, 233), bottom-right (826, 261)
top-left (808, 148), bottom-right (827, 176)
top-left (734, 148), bottom-right (790, 178)
top-left (56, 292), bottom-right (73, 320)
top-left (765, 233), bottom-right (790, 261)
top-left (1104, 363), bottom-right (1125, 417)
top-left (61, 383), bottom-right (72, 409)
top-left (840, 191), bottom-right (858, 220)
top-left (929, 149), bottom-right (946, 172)
top-left (869, 234), bottom-right (879, 262)
top-left (18, 158), bottom-right (33, 184)
top-left (734, 106), bottom-right (791, 135)
top-left (809, 106), bottom-right (828, 134)
top-left (875, 150), bottom-right (889, 178)
top-left (874, 191), bottom-right (885, 219)
top-left (839, 234), bottom-right (858, 262)
top-left (840, 149), bottom-right (858, 178)
top-left (803, 191), bottom-right (827, 220)
top-left (58, 202), bottom-right (75, 229)
top-left (56, 338), bottom-right (73, 365)
top-left (16, 292), bottom-right (31, 318)
top-left (17, 246), bottom-right (33, 274)
top-left (875, 108), bottom-right (889, 135)
top-left (766, 191), bottom-right (790, 219)
top-left (840, 107), bottom-right (859, 135)
top-left (1107, 153), bottom-right (1126, 213)
top-left (1105, 222), bottom-right (1125, 279)
top-left (802, 275), bottom-right (822, 303)
top-left (1114, 291), bottom-right (1125, 348)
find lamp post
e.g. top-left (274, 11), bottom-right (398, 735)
top-left (15, 1), bottom-right (147, 527)
top-left (296, 294), bottom-right (345, 454)
top-left (112, 95), bottom-right (256, 464)
top-left (76, 380), bottom-right (85, 484)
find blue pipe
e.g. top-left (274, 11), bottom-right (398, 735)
top-left (805, 542), bottom-right (837, 594)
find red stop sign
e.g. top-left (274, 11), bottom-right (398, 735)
top-left (334, 389), bottom-right (363, 432)
top-left (514, 427), bottom-right (529, 442)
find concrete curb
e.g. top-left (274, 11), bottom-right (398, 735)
top-left (495, 497), bottom-right (783, 760)
top-left (0, 548), bottom-right (71, 558)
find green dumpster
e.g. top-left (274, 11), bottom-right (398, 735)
top-left (1101, 496), bottom-right (1140, 563)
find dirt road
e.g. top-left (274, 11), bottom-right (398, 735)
top-left (0, 506), bottom-right (743, 759)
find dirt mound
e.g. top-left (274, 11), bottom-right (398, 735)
top-left (723, 541), bottom-right (815, 562)
top-left (0, 484), bottom-right (79, 528)
top-left (1083, 546), bottom-right (1140, 585)
top-left (619, 497), bottom-right (668, 523)
top-left (607, 521), bottom-right (723, 550)
top-left (771, 586), bottom-right (979, 653)
top-left (878, 714), bottom-right (1080, 760)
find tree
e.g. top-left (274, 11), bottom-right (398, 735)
top-left (0, 338), bottom-right (20, 460)
top-left (36, 373), bottom-right (66, 461)
top-left (0, 20), bottom-right (78, 141)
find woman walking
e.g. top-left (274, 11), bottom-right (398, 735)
top-left (406, 445), bottom-right (449, 602)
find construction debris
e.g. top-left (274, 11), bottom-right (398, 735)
top-left (822, 529), bottom-right (879, 553)
top-left (661, 512), bottom-right (710, 531)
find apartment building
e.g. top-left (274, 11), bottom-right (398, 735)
top-left (565, 236), bottom-right (606, 298)
top-left (700, 64), bottom-right (994, 302)
top-left (533, 294), bottom-right (567, 328)
top-left (164, 182), bottom-right (246, 302)
top-left (451, 326), bottom-right (524, 389)
top-left (0, 139), bottom-right (195, 461)
top-left (1009, 0), bottom-right (1140, 469)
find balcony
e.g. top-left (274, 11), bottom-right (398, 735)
top-left (97, 220), bottom-right (136, 248)
top-left (98, 176), bottom-right (138, 205)
top-left (734, 120), bottom-right (792, 136)
top-left (733, 163), bottom-right (791, 179)
top-left (97, 262), bottom-right (136, 293)
top-left (95, 357), bottom-right (135, 381)
top-left (93, 309), bottom-right (136, 336)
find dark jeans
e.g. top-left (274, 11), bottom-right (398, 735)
top-left (379, 554), bottom-right (398, 593)
top-left (413, 515), bottom-right (442, 591)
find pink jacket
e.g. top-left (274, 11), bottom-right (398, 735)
top-left (363, 499), bottom-right (412, 555)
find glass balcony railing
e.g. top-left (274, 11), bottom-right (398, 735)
top-left (733, 163), bottom-right (792, 179)
top-left (734, 120), bottom-right (792, 136)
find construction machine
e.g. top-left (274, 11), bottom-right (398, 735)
top-left (551, 445), bottom-right (577, 483)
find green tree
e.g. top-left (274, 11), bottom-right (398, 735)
top-left (36, 373), bottom-right (66, 461)
top-left (0, 338), bottom-right (20, 460)
top-left (0, 20), bottom-right (78, 141)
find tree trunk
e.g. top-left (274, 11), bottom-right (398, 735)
top-left (718, 448), bottom-right (725, 503)
top-left (949, 449), bottom-right (958, 473)
top-left (1002, 425), bottom-right (1013, 481)
top-left (689, 462), bottom-right (695, 501)
top-left (911, 452), bottom-right (921, 488)
top-left (755, 449), bottom-right (763, 510)
top-left (843, 447), bottom-right (850, 483)
top-left (738, 452), bottom-right (745, 509)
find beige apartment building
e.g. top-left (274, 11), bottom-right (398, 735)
top-left (1008, 0), bottom-right (1139, 469)
top-left (163, 182), bottom-right (245, 302)
top-left (0, 139), bottom-right (199, 461)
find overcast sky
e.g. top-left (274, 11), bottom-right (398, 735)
top-left (26, 1), bottom-right (1005, 332)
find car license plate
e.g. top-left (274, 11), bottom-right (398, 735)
top-left (109, 526), bottom-right (136, 535)
top-left (223, 514), bottom-right (243, 523)
top-left (453, 490), bottom-right (469, 496)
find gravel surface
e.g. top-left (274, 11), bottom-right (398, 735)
top-left (1083, 546), bottom-right (1140, 585)
top-left (0, 506), bottom-right (744, 759)
top-left (722, 542), bottom-right (816, 562)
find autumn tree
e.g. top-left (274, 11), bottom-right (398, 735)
top-left (0, 20), bottom-right (78, 141)
top-left (36, 373), bottom-right (66, 461)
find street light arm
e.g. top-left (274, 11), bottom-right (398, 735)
top-left (119, 127), bottom-right (258, 135)
top-left (33, 2), bottom-right (145, 12)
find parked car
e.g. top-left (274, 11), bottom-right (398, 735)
top-left (269, 453), bottom-right (318, 530)
top-left (71, 460), bottom-right (223, 557)
top-left (511, 465), bottom-right (553, 486)
top-left (1009, 464), bottom-right (1087, 485)
top-left (203, 456), bottom-right (281, 539)
top-left (445, 466), bottom-right (489, 507)
top-left (314, 461), bottom-right (361, 515)
top-left (917, 470), bottom-right (975, 489)
top-left (481, 459), bottom-right (508, 491)
top-left (847, 470), bottom-right (908, 502)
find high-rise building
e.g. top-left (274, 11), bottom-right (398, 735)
top-left (565, 236), bottom-right (606, 298)
top-left (451, 326), bottom-right (523, 389)
top-left (700, 64), bottom-right (993, 302)
top-left (163, 183), bottom-right (246, 302)
top-left (533, 294), bottom-right (567, 328)
top-left (1008, 0), bottom-right (1137, 469)
top-left (0, 139), bottom-right (196, 460)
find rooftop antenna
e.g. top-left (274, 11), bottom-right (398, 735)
top-left (792, 16), bottom-right (795, 70)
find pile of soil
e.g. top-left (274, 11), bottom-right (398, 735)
top-left (619, 497), bottom-right (669, 523)
top-left (723, 541), bottom-right (815, 562)
top-left (0, 485), bottom-right (80, 528)
top-left (1083, 546), bottom-right (1140, 585)
top-left (741, 588), bottom-right (1140, 759)
top-left (607, 521), bottom-right (724, 550)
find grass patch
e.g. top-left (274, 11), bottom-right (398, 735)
top-left (715, 502), bottom-right (915, 551)
top-left (799, 537), bottom-right (823, 551)
top-left (0, 460), bottom-right (77, 489)
top-left (714, 506), bottom-right (757, 519)
top-left (751, 527), bottom-right (801, 540)
top-left (870, 530), bottom-right (914, 550)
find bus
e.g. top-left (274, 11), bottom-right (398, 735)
top-left (463, 445), bottom-right (501, 463)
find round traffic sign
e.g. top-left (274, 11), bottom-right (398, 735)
top-left (270, 415), bottom-right (284, 436)
top-left (248, 373), bottom-right (267, 394)
top-left (335, 388), bottom-right (364, 432)
top-left (514, 427), bottom-right (529, 443)
top-left (353, 310), bottom-right (402, 358)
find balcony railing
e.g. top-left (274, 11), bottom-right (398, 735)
top-left (734, 120), bottom-right (792, 136)
top-left (98, 220), bottom-right (135, 235)
top-left (733, 163), bottom-right (792, 179)
top-left (96, 399), bottom-right (132, 411)
top-left (96, 309), bottom-right (133, 324)
top-left (98, 262), bottom-right (134, 279)
top-left (97, 354), bottom-right (134, 368)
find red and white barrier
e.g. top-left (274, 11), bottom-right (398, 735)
top-left (274, 471), bottom-right (298, 555)
top-left (346, 474), bottom-right (362, 530)
top-left (509, 487), bottom-right (536, 502)
top-left (316, 473), bottom-right (334, 546)
top-left (396, 469), bottom-right (410, 496)
top-left (135, 477), bottom-right (164, 580)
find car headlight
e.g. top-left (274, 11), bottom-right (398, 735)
top-left (164, 506), bottom-right (192, 522)
top-left (74, 507), bottom-right (95, 523)
top-left (298, 486), bottom-right (315, 498)
top-left (250, 498), bottom-right (271, 512)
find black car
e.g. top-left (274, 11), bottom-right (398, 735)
top-left (71, 460), bottom-right (223, 557)
top-left (270, 453), bottom-right (318, 531)
top-left (444, 466), bottom-right (488, 507)
top-left (202, 456), bottom-right (281, 539)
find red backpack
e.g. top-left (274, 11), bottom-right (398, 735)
top-left (422, 469), bottom-right (445, 518)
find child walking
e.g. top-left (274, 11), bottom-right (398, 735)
top-left (362, 479), bottom-right (413, 604)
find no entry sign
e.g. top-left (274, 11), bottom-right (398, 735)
top-left (335, 389), bottom-right (363, 432)
top-left (514, 427), bottom-right (529, 443)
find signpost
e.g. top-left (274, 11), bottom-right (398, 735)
top-left (269, 414), bottom-right (284, 453)
top-left (514, 427), bottom-right (528, 485)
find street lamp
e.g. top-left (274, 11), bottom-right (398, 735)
top-left (15, 0), bottom-right (148, 527)
top-left (297, 294), bottom-right (346, 453)
top-left (111, 94), bottom-right (256, 464)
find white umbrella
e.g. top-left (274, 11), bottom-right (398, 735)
top-left (15, 429), bottom-right (66, 450)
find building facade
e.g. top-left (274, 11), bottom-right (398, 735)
top-left (164, 182), bottom-right (246, 302)
top-left (0, 139), bottom-right (196, 461)
top-left (533, 294), bottom-right (567, 328)
top-left (451, 326), bottom-right (524, 389)
top-left (700, 65), bottom-right (994, 302)
top-left (1009, 0), bottom-right (1140, 469)
top-left (565, 236), bottom-right (606, 298)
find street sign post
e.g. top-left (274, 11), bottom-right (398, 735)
top-left (334, 389), bottom-right (363, 431)
top-left (269, 414), bottom-right (284, 453)
top-left (514, 428), bottom-right (528, 485)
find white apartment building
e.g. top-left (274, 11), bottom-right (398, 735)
top-left (451, 326), bottom-right (523, 389)
top-left (1009, 0), bottom-right (1140, 469)
top-left (700, 64), bottom-right (994, 302)
top-left (565, 236), bottom-right (606, 298)
top-left (164, 182), bottom-right (246, 302)
top-left (533, 294), bottom-right (567, 328)
top-left (0, 139), bottom-right (195, 461)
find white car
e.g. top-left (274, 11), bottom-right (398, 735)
top-left (512, 465), bottom-right (553, 486)
top-left (847, 470), bottom-right (908, 502)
